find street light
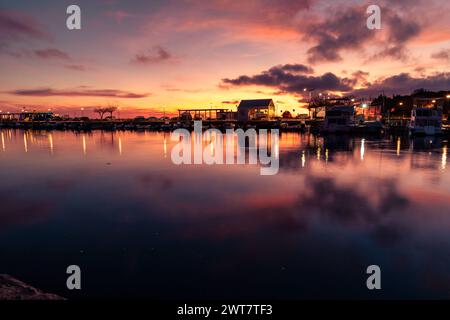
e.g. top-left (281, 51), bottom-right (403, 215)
top-left (446, 94), bottom-right (450, 99)
top-left (399, 102), bottom-right (403, 106)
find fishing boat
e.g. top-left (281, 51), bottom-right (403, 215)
top-left (409, 107), bottom-right (442, 135)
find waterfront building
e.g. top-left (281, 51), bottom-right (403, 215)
top-left (237, 99), bottom-right (276, 122)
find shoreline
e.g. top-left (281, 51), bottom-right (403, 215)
top-left (0, 274), bottom-right (64, 300)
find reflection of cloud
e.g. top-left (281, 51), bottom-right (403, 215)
top-left (297, 175), bottom-right (408, 226)
top-left (0, 192), bottom-right (52, 230)
top-left (138, 173), bottom-right (173, 191)
top-left (45, 178), bottom-right (77, 192)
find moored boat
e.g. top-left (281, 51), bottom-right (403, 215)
top-left (409, 107), bottom-right (442, 136)
top-left (320, 105), bottom-right (355, 134)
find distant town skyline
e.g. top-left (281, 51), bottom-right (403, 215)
top-left (1, 0), bottom-right (450, 117)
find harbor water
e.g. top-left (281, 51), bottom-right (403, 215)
top-left (0, 129), bottom-right (449, 299)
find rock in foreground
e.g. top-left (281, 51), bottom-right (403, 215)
top-left (0, 274), bottom-right (64, 300)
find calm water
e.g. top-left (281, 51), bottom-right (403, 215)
top-left (0, 129), bottom-right (449, 299)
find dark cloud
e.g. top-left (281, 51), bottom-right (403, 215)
top-left (387, 13), bottom-right (421, 43)
top-left (64, 64), bottom-right (86, 71)
top-left (131, 46), bottom-right (172, 64)
top-left (352, 72), bottom-right (450, 96)
top-left (431, 49), bottom-right (450, 61)
top-left (370, 45), bottom-right (409, 61)
top-left (222, 64), bottom-right (354, 94)
top-left (277, 64), bottom-right (314, 74)
top-left (304, 5), bottom-right (422, 63)
top-left (221, 100), bottom-right (239, 105)
top-left (222, 62), bottom-right (450, 97)
top-left (305, 6), bottom-right (374, 63)
top-left (7, 88), bottom-right (150, 99)
top-left (369, 11), bottom-right (421, 61)
top-left (0, 9), bottom-right (48, 48)
top-left (351, 70), bottom-right (370, 86)
top-left (34, 48), bottom-right (70, 60)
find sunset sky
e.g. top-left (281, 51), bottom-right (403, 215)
top-left (1, 0), bottom-right (450, 117)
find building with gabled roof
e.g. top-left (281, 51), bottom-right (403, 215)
top-left (237, 99), bottom-right (275, 121)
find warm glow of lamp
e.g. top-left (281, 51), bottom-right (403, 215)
top-left (399, 102), bottom-right (403, 106)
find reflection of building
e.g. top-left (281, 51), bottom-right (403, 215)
top-left (237, 99), bottom-right (275, 121)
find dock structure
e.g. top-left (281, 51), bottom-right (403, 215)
top-left (0, 112), bottom-right (53, 121)
top-left (178, 108), bottom-right (236, 121)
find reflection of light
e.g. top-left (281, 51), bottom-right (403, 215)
top-left (163, 136), bottom-right (167, 158)
top-left (274, 135), bottom-right (279, 159)
top-left (360, 139), bottom-right (365, 160)
top-left (118, 137), bottom-right (122, 155)
top-left (325, 148), bottom-right (329, 162)
top-left (396, 137), bottom-right (401, 156)
top-left (317, 146), bottom-right (321, 160)
top-left (442, 145), bottom-right (447, 170)
top-left (82, 135), bottom-right (87, 156)
top-left (23, 132), bottom-right (28, 153)
top-left (48, 134), bottom-right (53, 154)
top-left (210, 136), bottom-right (214, 156)
top-left (1, 131), bottom-right (5, 152)
top-left (301, 151), bottom-right (306, 167)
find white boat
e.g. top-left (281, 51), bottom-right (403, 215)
top-left (409, 108), bottom-right (442, 135)
top-left (321, 105), bottom-right (355, 133)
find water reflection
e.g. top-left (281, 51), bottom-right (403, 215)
top-left (0, 129), bottom-right (449, 299)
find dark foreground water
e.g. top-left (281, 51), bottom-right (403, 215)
top-left (0, 129), bottom-right (449, 299)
